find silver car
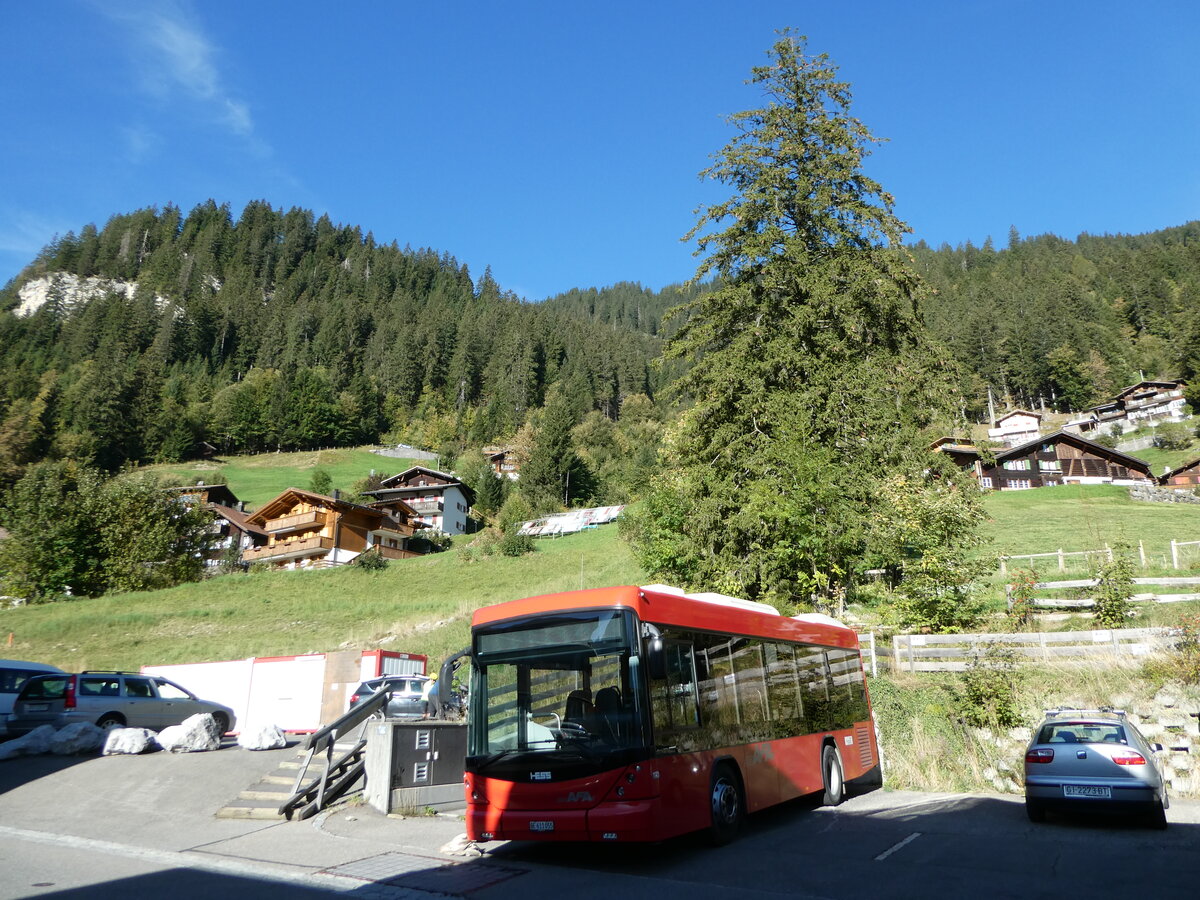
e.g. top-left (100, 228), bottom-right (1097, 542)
top-left (1024, 706), bottom-right (1167, 828)
top-left (9, 671), bottom-right (235, 736)
top-left (349, 675), bottom-right (431, 719)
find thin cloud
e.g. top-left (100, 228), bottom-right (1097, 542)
top-left (96, 0), bottom-right (255, 137)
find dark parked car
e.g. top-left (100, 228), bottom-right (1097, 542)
top-left (8, 671), bottom-right (236, 736)
top-left (349, 674), bottom-right (431, 719)
top-left (1024, 706), bottom-right (1168, 827)
top-left (1, 659), bottom-right (65, 735)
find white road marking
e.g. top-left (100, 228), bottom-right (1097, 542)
top-left (874, 831), bottom-right (922, 861)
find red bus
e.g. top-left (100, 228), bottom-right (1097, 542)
top-left (464, 584), bottom-right (881, 844)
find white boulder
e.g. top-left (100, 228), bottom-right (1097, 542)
top-left (0, 725), bottom-right (57, 760)
top-left (102, 727), bottom-right (160, 756)
top-left (237, 723), bottom-right (287, 751)
top-left (50, 722), bottom-right (106, 755)
top-left (157, 713), bottom-right (222, 753)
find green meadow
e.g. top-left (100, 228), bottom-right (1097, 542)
top-left (145, 447), bottom-right (419, 509)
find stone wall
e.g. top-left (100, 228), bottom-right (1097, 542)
top-left (976, 682), bottom-right (1200, 798)
top-left (1129, 484), bottom-right (1200, 504)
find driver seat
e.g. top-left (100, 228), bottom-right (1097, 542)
top-left (565, 689), bottom-right (593, 725)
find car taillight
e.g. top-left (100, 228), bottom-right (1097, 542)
top-left (1025, 748), bottom-right (1054, 763)
top-left (1112, 752), bottom-right (1146, 766)
top-left (64, 676), bottom-right (77, 710)
top-left (350, 694), bottom-right (361, 704)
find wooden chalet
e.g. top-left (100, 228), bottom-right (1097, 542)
top-left (364, 466), bottom-right (476, 535)
top-left (1079, 379), bottom-right (1188, 435)
top-left (241, 488), bottom-right (425, 569)
top-left (929, 437), bottom-right (983, 473)
top-left (164, 483), bottom-right (241, 508)
top-left (1160, 457), bottom-right (1200, 490)
top-left (483, 446), bottom-right (520, 481)
top-left (978, 430), bottom-right (1153, 491)
top-left (987, 409), bottom-right (1042, 447)
top-left (207, 503), bottom-right (268, 568)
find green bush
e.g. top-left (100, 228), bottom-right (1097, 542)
top-left (1093, 547), bottom-right (1135, 629)
top-left (351, 548), bottom-right (388, 570)
top-left (1153, 421), bottom-right (1193, 451)
top-left (957, 644), bottom-right (1023, 729)
top-left (498, 531), bottom-right (535, 557)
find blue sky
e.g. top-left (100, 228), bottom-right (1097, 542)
top-left (2, 1), bottom-right (1197, 300)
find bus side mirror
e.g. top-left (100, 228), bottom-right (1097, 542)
top-left (646, 641), bottom-right (666, 681)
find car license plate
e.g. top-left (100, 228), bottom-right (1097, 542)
top-left (1063, 784), bottom-right (1111, 799)
top-left (530, 821), bottom-right (555, 832)
top-left (26, 703), bottom-right (48, 712)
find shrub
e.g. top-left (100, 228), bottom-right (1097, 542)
top-left (1093, 547), bottom-right (1135, 629)
top-left (1091, 431), bottom-right (1120, 449)
top-left (352, 547), bottom-right (388, 570)
top-left (1006, 568), bottom-right (1038, 630)
top-left (958, 643), bottom-right (1023, 730)
top-left (498, 531), bottom-right (535, 557)
top-left (1153, 421), bottom-right (1193, 451)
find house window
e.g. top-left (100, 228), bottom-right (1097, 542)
top-left (979, 477), bottom-right (993, 490)
top-left (1041, 443), bottom-right (1054, 454)
top-left (1039, 459), bottom-right (1061, 472)
top-left (1006, 479), bottom-right (1032, 490)
top-left (1003, 459), bottom-right (1031, 471)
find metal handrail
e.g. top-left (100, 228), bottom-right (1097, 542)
top-left (277, 686), bottom-right (393, 819)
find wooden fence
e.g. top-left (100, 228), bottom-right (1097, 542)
top-left (1000, 539), bottom-right (1200, 574)
top-left (890, 627), bottom-right (1170, 673)
top-left (1011, 576), bottom-right (1200, 609)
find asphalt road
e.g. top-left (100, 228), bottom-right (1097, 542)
top-left (1, 746), bottom-right (1198, 899)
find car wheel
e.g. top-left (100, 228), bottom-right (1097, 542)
top-left (96, 714), bottom-right (125, 731)
top-left (708, 764), bottom-right (744, 845)
top-left (212, 713), bottom-right (230, 735)
top-left (1026, 799), bottom-right (1046, 823)
top-left (822, 745), bottom-right (846, 806)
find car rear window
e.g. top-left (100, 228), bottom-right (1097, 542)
top-left (1037, 722), bottom-right (1126, 744)
top-left (19, 677), bottom-right (67, 700)
top-left (2, 670), bottom-right (44, 694)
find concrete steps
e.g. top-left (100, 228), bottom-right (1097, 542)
top-left (216, 739), bottom-right (362, 820)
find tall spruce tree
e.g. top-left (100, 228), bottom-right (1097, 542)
top-left (624, 32), bottom-right (964, 610)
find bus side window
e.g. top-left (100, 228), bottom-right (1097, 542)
top-left (765, 642), bottom-right (803, 725)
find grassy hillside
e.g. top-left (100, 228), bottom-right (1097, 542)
top-left (980, 484), bottom-right (1200, 568)
top-left (145, 447), bottom-right (419, 509)
top-left (2, 525), bottom-right (645, 673)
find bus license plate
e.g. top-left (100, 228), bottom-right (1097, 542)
top-left (1063, 784), bottom-right (1111, 799)
top-left (530, 821), bottom-right (555, 832)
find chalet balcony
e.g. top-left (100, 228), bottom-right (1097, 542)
top-left (406, 499), bottom-right (443, 515)
top-left (242, 535), bottom-right (335, 564)
top-left (264, 510), bottom-right (329, 535)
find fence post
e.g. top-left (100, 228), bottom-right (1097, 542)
top-left (1139, 540), bottom-right (1147, 568)
top-left (868, 633), bottom-right (877, 677)
top-left (908, 635), bottom-right (916, 673)
top-left (1055, 549), bottom-right (1063, 571)
top-left (999, 556), bottom-right (1007, 577)
top-left (1172, 540), bottom-right (1180, 570)
top-left (1105, 544), bottom-right (1113, 562)
top-left (1039, 632), bottom-right (1048, 658)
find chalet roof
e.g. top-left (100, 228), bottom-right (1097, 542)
top-left (1159, 457), bottom-right (1200, 483)
top-left (376, 465), bottom-right (477, 505)
top-left (995, 430), bottom-right (1152, 475)
top-left (246, 488), bottom-right (392, 525)
top-left (993, 409), bottom-right (1042, 424)
top-left (1113, 379), bottom-right (1184, 400)
top-left (165, 483), bottom-right (240, 507)
top-left (929, 436), bottom-right (978, 452)
top-left (208, 503), bottom-right (269, 539)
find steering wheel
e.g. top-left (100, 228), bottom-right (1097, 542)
top-left (556, 721), bottom-right (591, 741)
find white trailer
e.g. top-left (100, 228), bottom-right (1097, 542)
top-left (142, 649), bottom-right (426, 733)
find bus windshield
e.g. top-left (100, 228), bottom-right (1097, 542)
top-left (469, 609), bottom-right (646, 772)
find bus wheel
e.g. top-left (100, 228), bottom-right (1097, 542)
top-left (822, 746), bottom-right (845, 806)
top-left (708, 764), bottom-right (744, 845)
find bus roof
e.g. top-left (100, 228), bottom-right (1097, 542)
top-left (469, 585), bottom-right (860, 649)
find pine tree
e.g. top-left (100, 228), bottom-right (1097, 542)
top-left (626, 32), bottom-right (963, 609)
